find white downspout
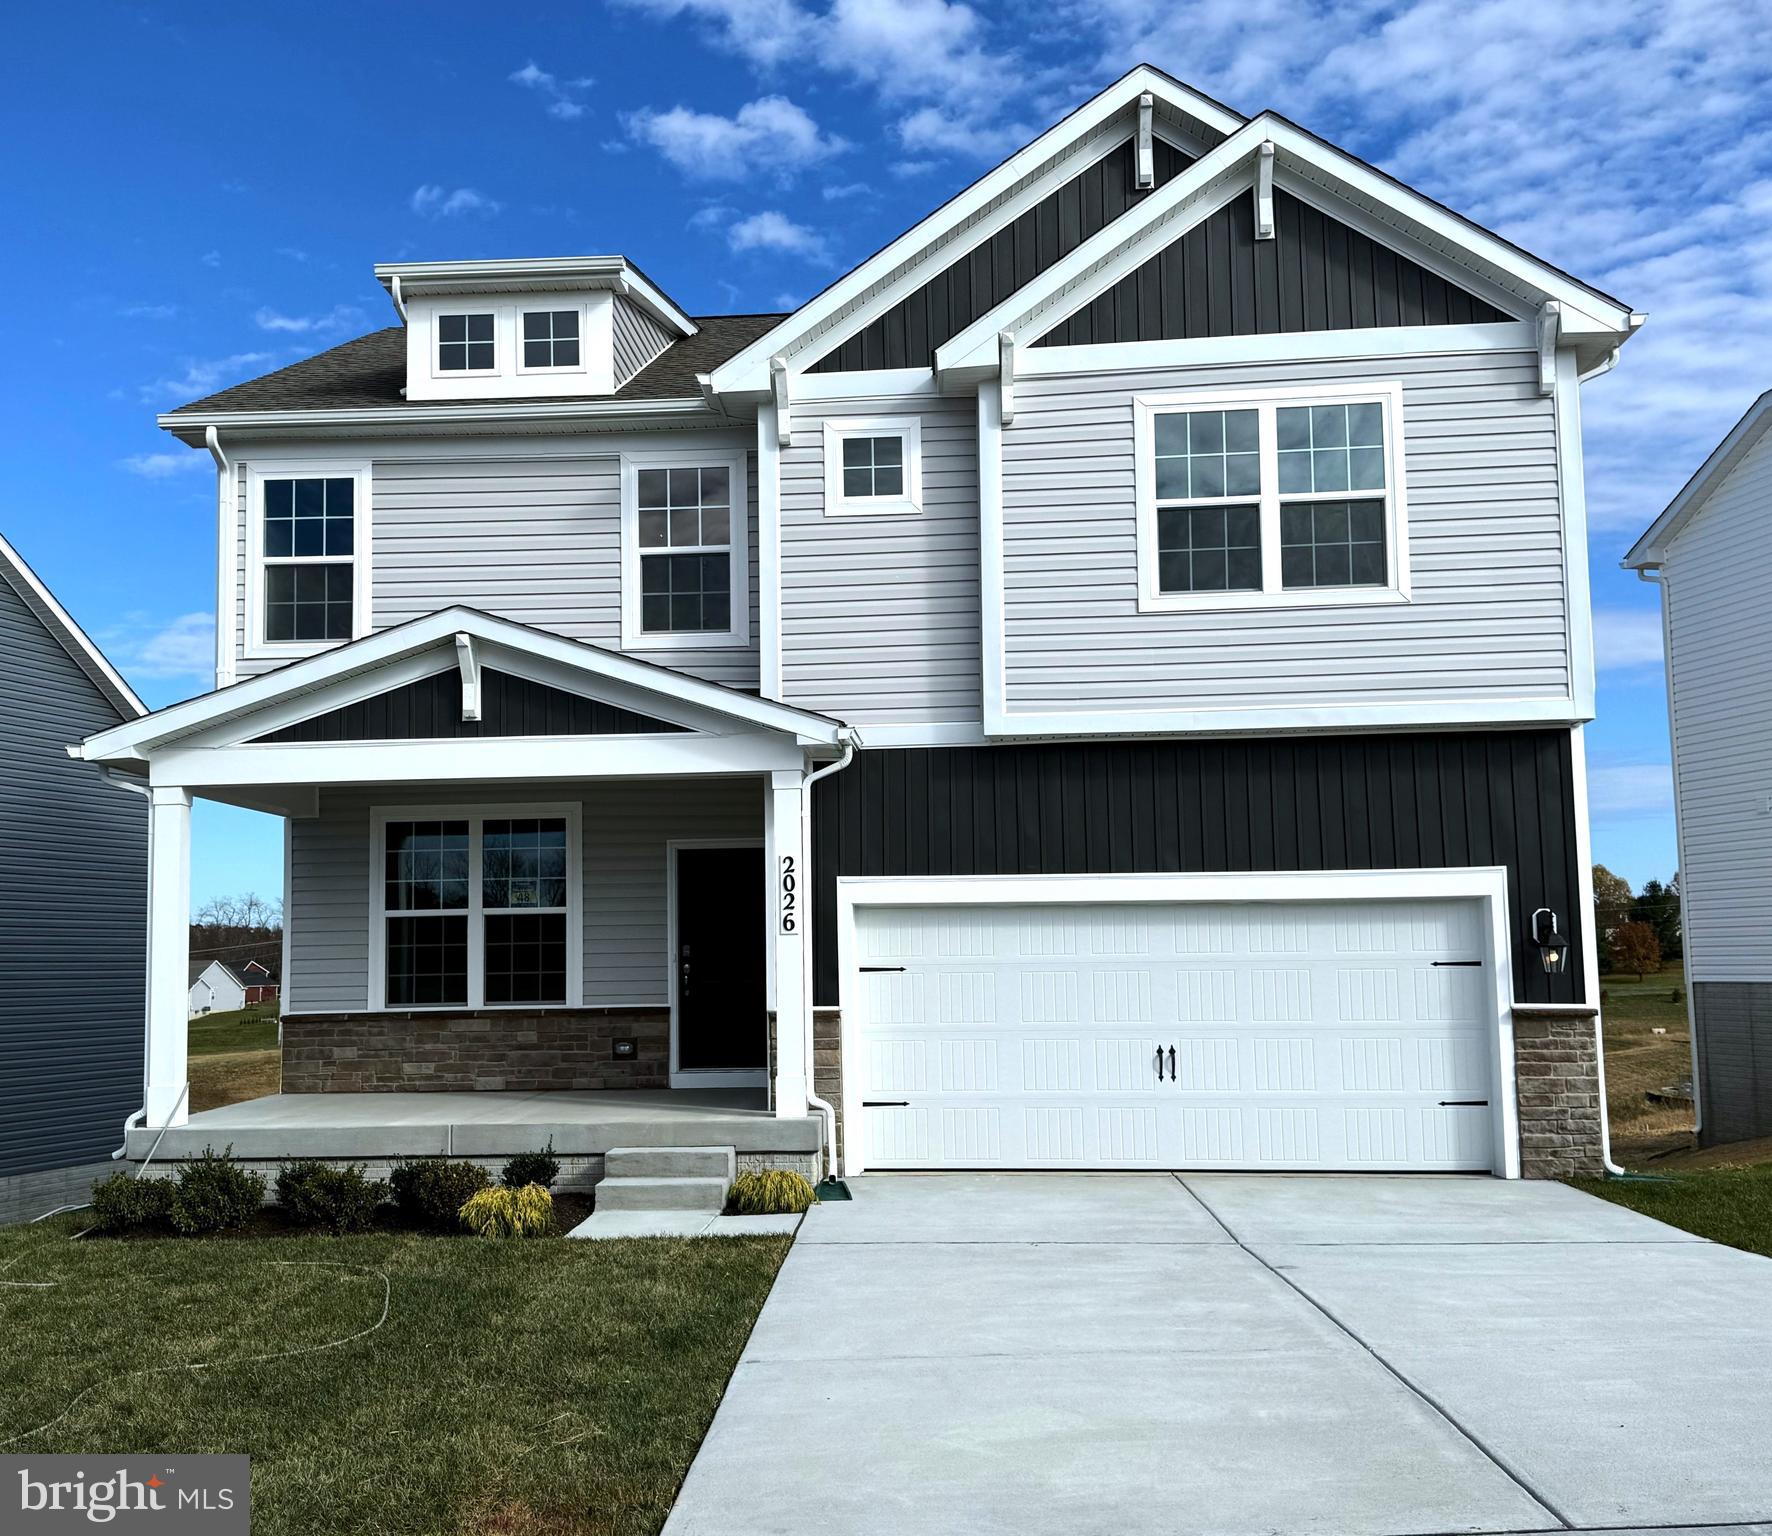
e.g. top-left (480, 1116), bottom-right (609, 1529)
top-left (99, 768), bottom-right (155, 1158)
top-left (205, 426), bottom-right (231, 689)
top-left (800, 732), bottom-right (858, 1184)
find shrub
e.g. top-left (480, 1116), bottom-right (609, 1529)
top-left (90, 1171), bottom-right (176, 1233)
top-left (726, 1169), bottom-right (817, 1215)
top-left (501, 1143), bottom-right (561, 1191)
top-left (275, 1161), bottom-right (388, 1234)
top-left (460, 1183), bottom-right (556, 1238)
top-left (168, 1147), bottom-right (267, 1235)
top-left (390, 1158), bottom-right (491, 1230)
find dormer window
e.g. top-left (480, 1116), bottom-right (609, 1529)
top-left (437, 313), bottom-right (495, 372)
top-left (522, 310), bottom-right (581, 370)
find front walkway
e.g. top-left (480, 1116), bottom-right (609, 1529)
top-left (665, 1173), bottom-right (1772, 1536)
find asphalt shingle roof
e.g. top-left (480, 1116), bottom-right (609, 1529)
top-left (166, 313), bottom-right (788, 416)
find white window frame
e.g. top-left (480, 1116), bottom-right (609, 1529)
top-left (516, 302), bottom-right (588, 377)
top-left (619, 449), bottom-right (751, 652)
top-left (367, 802), bottom-right (583, 1012)
top-left (1133, 380), bottom-right (1410, 613)
top-left (431, 308), bottom-right (500, 379)
top-left (822, 415), bottom-right (924, 517)
top-left (243, 460), bottom-right (373, 661)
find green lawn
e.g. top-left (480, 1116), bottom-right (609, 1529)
top-left (1598, 961), bottom-right (1696, 1166)
top-left (188, 1006), bottom-right (282, 1112)
top-left (0, 1217), bottom-right (789, 1535)
top-left (1574, 1164), bottom-right (1772, 1259)
top-left (189, 1003), bottom-right (280, 1056)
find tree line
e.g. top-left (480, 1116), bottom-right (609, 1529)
top-left (1592, 866), bottom-right (1680, 980)
top-left (189, 892), bottom-right (283, 979)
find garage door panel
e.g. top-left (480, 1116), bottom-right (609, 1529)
top-left (853, 895), bottom-right (1498, 1172)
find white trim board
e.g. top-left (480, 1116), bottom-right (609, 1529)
top-left (834, 866), bottom-right (1521, 1179)
top-left (982, 696), bottom-right (1588, 740)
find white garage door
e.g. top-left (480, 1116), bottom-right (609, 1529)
top-left (851, 895), bottom-right (1498, 1172)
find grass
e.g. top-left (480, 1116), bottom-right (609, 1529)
top-left (1598, 961), bottom-right (1698, 1168)
top-left (1574, 1163), bottom-right (1772, 1259)
top-left (0, 1216), bottom-right (790, 1535)
top-left (188, 1005), bottom-right (281, 1113)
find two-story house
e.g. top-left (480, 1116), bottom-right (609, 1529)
top-left (78, 65), bottom-right (1640, 1185)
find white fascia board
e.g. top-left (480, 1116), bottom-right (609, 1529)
top-left (1623, 389), bottom-right (1772, 568)
top-left (0, 532), bottom-right (146, 719)
top-left (157, 396), bottom-right (715, 443)
top-left (77, 607), bottom-right (844, 762)
top-left (706, 67), bottom-right (1244, 398)
top-left (939, 114), bottom-right (1637, 379)
top-left (983, 695), bottom-right (1587, 740)
top-left (373, 257), bottom-right (696, 336)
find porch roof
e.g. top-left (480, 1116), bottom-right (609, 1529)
top-left (74, 608), bottom-right (851, 804)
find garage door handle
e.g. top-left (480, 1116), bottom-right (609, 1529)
top-left (1438, 1100), bottom-right (1489, 1107)
top-left (1153, 1047), bottom-right (1166, 1081)
top-left (1168, 1045), bottom-right (1177, 1080)
top-left (863, 1100), bottom-right (910, 1108)
top-left (1431, 960), bottom-right (1483, 968)
top-left (860, 966), bottom-right (907, 973)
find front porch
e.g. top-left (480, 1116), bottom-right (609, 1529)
top-left (123, 1088), bottom-right (821, 1187)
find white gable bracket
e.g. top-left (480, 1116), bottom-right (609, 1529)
top-left (998, 331), bottom-right (1017, 425)
top-left (770, 357), bottom-right (793, 447)
top-left (1536, 301), bottom-right (1562, 397)
top-left (1255, 141), bottom-right (1275, 241)
top-left (1135, 93), bottom-right (1155, 190)
top-left (455, 632), bottom-right (481, 722)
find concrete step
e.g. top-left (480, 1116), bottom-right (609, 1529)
top-left (595, 1175), bottom-right (729, 1213)
top-left (604, 1145), bottom-right (736, 1182)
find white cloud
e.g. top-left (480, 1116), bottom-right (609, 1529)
top-left (121, 302), bottom-right (178, 320)
top-left (1588, 764), bottom-right (1674, 818)
top-left (119, 452), bottom-right (207, 479)
top-left (897, 105), bottom-right (1030, 160)
top-left (200, 250), bottom-right (221, 267)
top-left (822, 181), bottom-right (872, 200)
top-left (138, 352), bottom-right (277, 406)
top-left (1594, 607), bottom-right (1666, 672)
top-left (253, 304), bottom-right (364, 335)
top-left (100, 612), bottom-right (217, 683)
top-left (625, 95), bottom-right (847, 180)
top-left (688, 203), bottom-right (737, 230)
top-left (509, 60), bottom-right (593, 119)
top-left (275, 246), bottom-right (310, 262)
top-left (410, 184), bottom-right (503, 219)
top-left (773, 291), bottom-right (804, 308)
top-left (611, 0), bottom-right (811, 68)
top-left (728, 209), bottom-right (830, 261)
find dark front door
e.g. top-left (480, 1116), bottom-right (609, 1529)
top-left (675, 846), bottom-right (767, 1073)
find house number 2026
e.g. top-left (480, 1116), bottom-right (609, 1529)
top-left (779, 854), bottom-right (798, 934)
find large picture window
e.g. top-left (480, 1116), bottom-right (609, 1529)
top-left (373, 807), bottom-right (580, 1010)
top-left (621, 453), bottom-right (749, 650)
top-left (248, 464), bottom-right (367, 654)
top-left (1134, 383), bottom-right (1408, 611)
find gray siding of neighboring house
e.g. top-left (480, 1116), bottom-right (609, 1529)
top-left (1662, 426), bottom-right (1772, 985)
top-left (286, 777), bottom-right (762, 1014)
top-left (1693, 983), bottom-right (1772, 1145)
top-left (999, 347), bottom-right (1570, 711)
top-left (0, 570), bottom-right (144, 1186)
top-left (779, 395), bottom-right (981, 725)
top-left (232, 443), bottom-right (761, 691)
top-left (612, 298), bottom-right (677, 385)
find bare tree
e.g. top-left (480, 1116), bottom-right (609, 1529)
top-left (190, 892), bottom-right (284, 979)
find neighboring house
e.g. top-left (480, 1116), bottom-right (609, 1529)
top-left (75, 65), bottom-right (1641, 1180)
top-left (0, 533), bottom-right (147, 1223)
top-left (189, 959), bottom-right (278, 1015)
top-left (1625, 391), bottom-right (1772, 1145)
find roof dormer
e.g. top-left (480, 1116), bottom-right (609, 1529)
top-left (374, 257), bottom-right (697, 403)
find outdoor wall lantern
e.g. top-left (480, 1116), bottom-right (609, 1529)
top-left (1531, 907), bottom-right (1569, 975)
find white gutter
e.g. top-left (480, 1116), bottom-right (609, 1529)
top-left (97, 768), bottom-right (155, 1158)
top-left (801, 730), bottom-right (860, 1183)
top-left (160, 395), bottom-right (715, 438)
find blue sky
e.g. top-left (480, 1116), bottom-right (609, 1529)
top-left (4, 0), bottom-right (1766, 909)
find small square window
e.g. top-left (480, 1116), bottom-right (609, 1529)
top-left (522, 309), bottom-right (580, 369)
top-left (826, 420), bottom-right (922, 515)
top-left (439, 312), bottom-right (496, 371)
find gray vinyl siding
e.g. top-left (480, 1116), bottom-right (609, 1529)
top-left (612, 298), bottom-right (675, 384)
top-left (1662, 426), bottom-right (1772, 984)
top-left (0, 570), bottom-right (145, 1180)
top-left (286, 777), bottom-right (762, 1013)
top-left (233, 444), bottom-right (761, 691)
top-left (1000, 347), bottom-right (1570, 710)
top-left (1693, 982), bottom-right (1772, 1144)
top-left (779, 395), bottom-right (982, 724)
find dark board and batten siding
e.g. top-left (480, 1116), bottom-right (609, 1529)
top-left (1035, 188), bottom-right (1509, 347)
top-left (253, 668), bottom-right (688, 743)
top-left (811, 733), bottom-right (1582, 1008)
top-left (809, 138), bottom-right (1193, 373)
top-left (0, 571), bottom-right (145, 1183)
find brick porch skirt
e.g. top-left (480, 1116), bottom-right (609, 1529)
top-left (281, 1007), bottom-right (670, 1093)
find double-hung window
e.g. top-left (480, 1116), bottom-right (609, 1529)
top-left (249, 463), bottom-right (367, 653)
top-left (375, 807), bottom-right (580, 1010)
top-left (621, 453), bottom-right (750, 649)
top-left (1135, 382), bottom-right (1408, 610)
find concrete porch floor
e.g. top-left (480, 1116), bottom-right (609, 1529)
top-left (123, 1089), bottom-right (821, 1163)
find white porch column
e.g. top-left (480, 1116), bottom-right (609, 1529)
top-left (145, 786), bottom-right (193, 1127)
top-left (767, 768), bottom-right (810, 1118)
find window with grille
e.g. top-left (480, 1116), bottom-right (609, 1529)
top-left (624, 456), bottom-right (748, 648)
top-left (256, 471), bottom-right (361, 646)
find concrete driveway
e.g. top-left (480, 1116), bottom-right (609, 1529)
top-left (664, 1173), bottom-right (1772, 1536)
